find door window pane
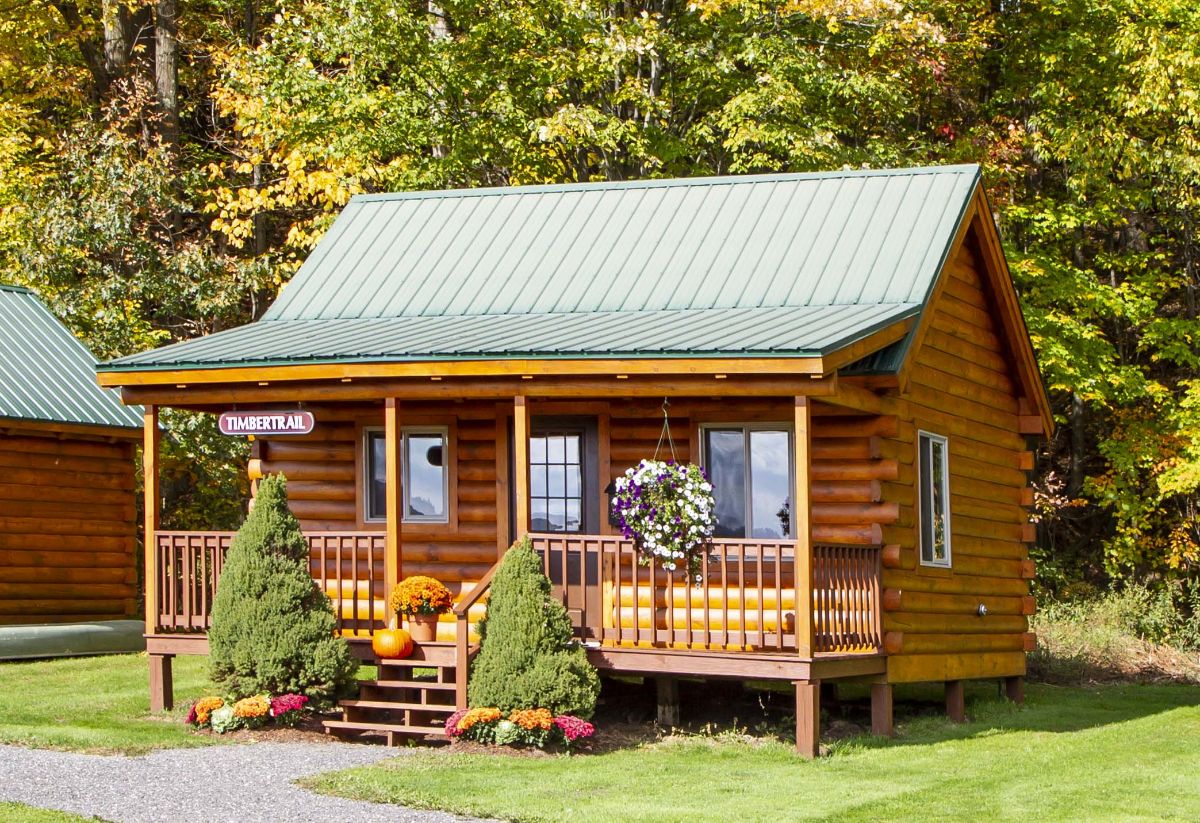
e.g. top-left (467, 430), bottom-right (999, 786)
top-left (530, 430), bottom-right (584, 532)
top-left (750, 430), bottom-right (791, 538)
top-left (705, 429), bottom-right (746, 538)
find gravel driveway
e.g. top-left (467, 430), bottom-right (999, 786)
top-left (0, 742), bottom-right (482, 823)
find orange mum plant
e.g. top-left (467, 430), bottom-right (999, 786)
top-left (389, 575), bottom-right (453, 616)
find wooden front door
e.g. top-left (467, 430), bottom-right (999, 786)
top-left (509, 416), bottom-right (600, 544)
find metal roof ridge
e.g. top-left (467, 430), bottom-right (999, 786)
top-left (348, 164), bottom-right (982, 204)
top-left (0, 283), bottom-right (35, 294)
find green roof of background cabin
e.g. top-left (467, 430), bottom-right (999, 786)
top-left (0, 285), bottom-right (143, 429)
top-left (103, 164), bottom-right (981, 371)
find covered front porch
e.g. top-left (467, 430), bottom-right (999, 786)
top-left (135, 378), bottom-right (899, 753)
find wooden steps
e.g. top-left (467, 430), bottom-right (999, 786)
top-left (323, 650), bottom-right (460, 746)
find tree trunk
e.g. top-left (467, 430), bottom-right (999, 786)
top-left (155, 0), bottom-right (180, 145)
top-left (1068, 392), bottom-right (1085, 497)
top-left (103, 0), bottom-right (133, 78)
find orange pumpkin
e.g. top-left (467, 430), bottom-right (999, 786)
top-left (372, 627), bottom-right (414, 659)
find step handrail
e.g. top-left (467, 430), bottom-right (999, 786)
top-left (453, 556), bottom-right (505, 709)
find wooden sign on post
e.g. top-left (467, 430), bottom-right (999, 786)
top-left (218, 410), bottom-right (314, 436)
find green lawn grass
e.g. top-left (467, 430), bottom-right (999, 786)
top-left (0, 654), bottom-right (217, 755)
top-left (0, 802), bottom-right (104, 822)
top-left (304, 682), bottom-right (1200, 822)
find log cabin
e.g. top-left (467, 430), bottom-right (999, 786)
top-left (96, 164), bottom-right (1052, 754)
top-left (0, 284), bottom-right (142, 628)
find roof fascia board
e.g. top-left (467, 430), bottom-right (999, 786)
top-left (118, 373), bottom-right (841, 407)
top-left (1, 417), bottom-right (143, 440)
top-left (895, 172), bottom-right (982, 393)
top-left (970, 187), bottom-right (1055, 438)
top-left (98, 355), bottom-right (832, 389)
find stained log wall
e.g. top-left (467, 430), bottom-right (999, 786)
top-left (879, 235), bottom-right (1035, 684)
top-left (0, 430), bottom-right (138, 624)
top-left (249, 399), bottom-right (899, 613)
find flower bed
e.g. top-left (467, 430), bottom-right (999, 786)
top-left (611, 459), bottom-right (716, 578)
top-left (445, 707), bottom-right (595, 752)
top-left (186, 692), bottom-right (310, 733)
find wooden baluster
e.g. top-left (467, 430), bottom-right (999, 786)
top-left (815, 546), bottom-right (826, 653)
top-left (719, 543), bottom-right (728, 647)
top-left (560, 536), bottom-right (569, 618)
top-left (737, 542), bottom-right (746, 648)
top-left (756, 541), bottom-right (765, 649)
top-left (610, 539), bottom-right (620, 644)
top-left (702, 548), bottom-right (711, 649)
top-left (666, 568), bottom-right (675, 647)
top-left (775, 541), bottom-right (784, 651)
top-left (685, 556), bottom-right (693, 648)
top-left (839, 545), bottom-right (849, 652)
top-left (199, 537), bottom-right (209, 627)
top-left (872, 548), bottom-right (883, 648)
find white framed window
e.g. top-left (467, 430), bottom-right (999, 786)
top-left (364, 427), bottom-right (449, 524)
top-left (700, 424), bottom-right (793, 539)
top-left (917, 431), bottom-right (952, 567)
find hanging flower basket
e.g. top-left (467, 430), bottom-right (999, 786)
top-left (610, 459), bottom-right (716, 579)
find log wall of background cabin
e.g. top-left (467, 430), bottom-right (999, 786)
top-left (880, 236), bottom-right (1036, 684)
top-left (0, 431), bottom-right (138, 624)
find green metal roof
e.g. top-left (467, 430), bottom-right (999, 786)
top-left (0, 285), bottom-right (143, 429)
top-left (103, 164), bottom-right (980, 372)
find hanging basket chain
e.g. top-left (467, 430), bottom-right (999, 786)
top-left (652, 398), bottom-right (677, 462)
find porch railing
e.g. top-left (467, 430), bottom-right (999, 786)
top-left (154, 529), bottom-right (881, 655)
top-left (153, 531), bottom-right (386, 636)
top-left (528, 533), bottom-right (882, 654)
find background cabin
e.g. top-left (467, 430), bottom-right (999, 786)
top-left (97, 165), bottom-right (1052, 754)
top-left (0, 284), bottom-right (143, 633)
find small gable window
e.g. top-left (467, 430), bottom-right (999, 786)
top-left (918, 431), bottom-right (952, 568)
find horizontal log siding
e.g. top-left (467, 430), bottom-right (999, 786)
top-left (882, 240), bottom-right (1033, 684)
top-left (251, 404), bottom-right (499, 626)
top-left (0, 433), bottom-right (137, 624)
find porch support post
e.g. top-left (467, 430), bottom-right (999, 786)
top-left (794, 396), bottom-right (814, 658)
top-left (656, 677), bottom-right (680, 728)
top-left (871, 682), bottom-right (894, 737)
top-left (1004, 675), bottom-right (1025, 704)
top-left (143, 405), bottom-right (169, 712)
top-left (945, 680), bottom-right (966, 723)
top-left (794, 678), bottom-right (821, 758)
top-left (142, 404), bottom-right (160, 637)
top-left (513, 396), bottom-right (530, 537)
top-left (149, 653), bottom-right (174, 712)
top-left (385, 398), bottom-right (403, 622)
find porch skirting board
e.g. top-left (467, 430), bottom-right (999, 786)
top-left (584, 645), bottom-right (886, 682)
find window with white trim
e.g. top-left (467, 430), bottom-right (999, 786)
top-left (364, 427), bottom-right (449, 523)
top-left (700, 425), bottom-right (793, 539)
top-left (918, 431), bottom-right (952, 567)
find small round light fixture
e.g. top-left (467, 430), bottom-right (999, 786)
top-left (977, 603), bottom-right (988, 617)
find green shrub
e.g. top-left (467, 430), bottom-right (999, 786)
top-left (1030, 583), bottom-right (1200, 684)
top-left (209, 474), bottom-right (358, 705)
top-left (468, 538), bottom-right (600, 717)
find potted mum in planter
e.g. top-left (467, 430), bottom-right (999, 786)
top-left (389, 575), bottom-right (453, 642)
top-left (611, 459), bottom-right (716, 580)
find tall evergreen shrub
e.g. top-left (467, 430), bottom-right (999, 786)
top-left (209, 474), bottom-right (357, 704)
top-left (468, 537), bottom-right (600, 717)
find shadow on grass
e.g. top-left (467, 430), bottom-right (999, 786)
top-left (591, 674), bottom-right (1200, 755)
